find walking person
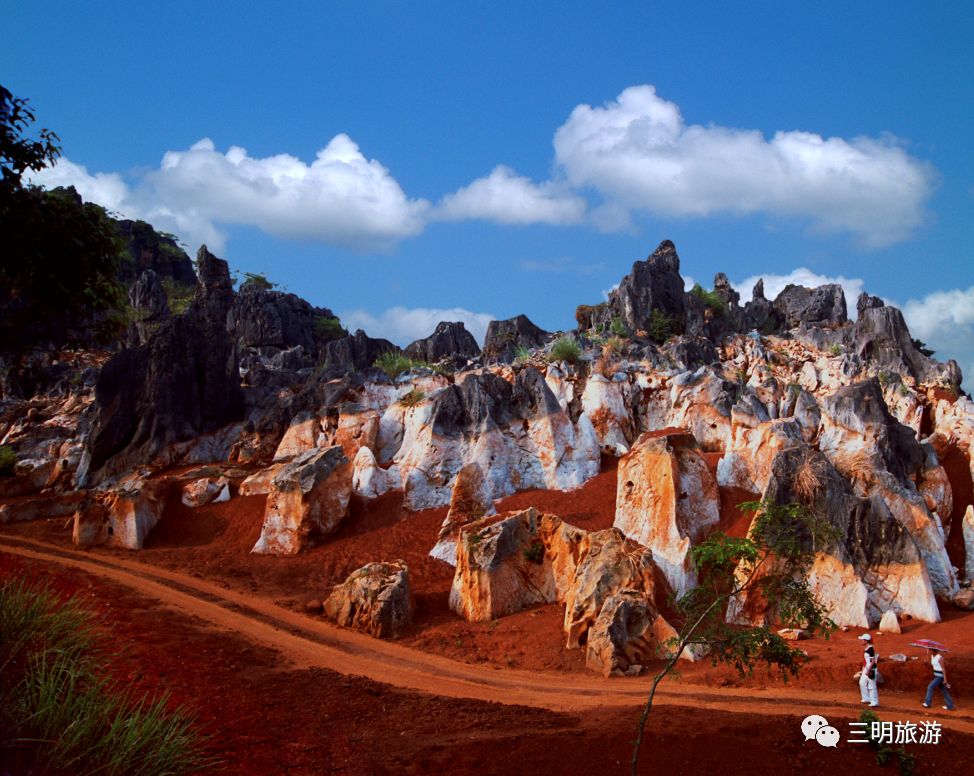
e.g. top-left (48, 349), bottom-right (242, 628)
top-left (923, 648), bottom-right (956, 711)
top-left (858, 633), bottom-right (879, 708)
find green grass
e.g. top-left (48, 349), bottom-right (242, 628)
top-left (160, 277), bottom-right (194, 316)
top-left (609, 317), bottom-right (628, 338)
top-left (646, 309), bottom-right (678, 344)
top-left (548, 338), bottom-right (582, 364)
top-left (0, 445), bottom-right (16, 476)
top-left (690, 283), bottom-right (728, 316)
top-left (374, 351), bottom-right (427, 379)
top-left (513, 344), bottom-right (532, 365)
top-left (398, 388), bottom-right (425, 407)
top-left (0, 575), bottom-right (212, 776)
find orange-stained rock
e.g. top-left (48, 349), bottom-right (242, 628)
top-left (563, 528), bottom-right (658, 648)
top-left (448, 508), bottom-right (586, 622)
top-left (614, 431), bottom-right (719, 597)
top-left (73, 478), bottom-right (170, 550)
top-left (251, 446), bottom-right (351, 555)
top-left (180, 476), bottom-right (230, 507)
top-left (324, 560), bottom-right (413, 639)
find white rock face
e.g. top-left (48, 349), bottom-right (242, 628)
top-left (879, 609), bottom-right (901, 634)
top-left (239, 465), bottom-right (285, 496)
top-left (252, 446), bottom-right (352, 555)
top-left (351, 446), bottom-right (399, 500)
top-left (430, 462), bottom-right (497, 564)
top-left (581, 374), bottom-right (632, 454)
top-left (964, 505), bottom-right (974, 582)
top-left (614, 431), bottom-right (720, 598)
top-left (180, 477), bottom-right (230, 507)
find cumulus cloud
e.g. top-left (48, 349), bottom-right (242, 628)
top-left (902, 286), bottom-right (974, 388)
top-left (436, 165), bottom-right (586, 225)
top-left (519, 256), bottom-right (605, 275)
top-left (30, 135), bottom-right (430, 252)
top-left (734, 268), bottom-right (866, 317)
top-left (339, 306), bottom-right (495, 347)
top-left (554, 85), bottom-right (937, 247)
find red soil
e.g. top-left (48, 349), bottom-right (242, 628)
top-left (5, 551), bottom-right (974, 776)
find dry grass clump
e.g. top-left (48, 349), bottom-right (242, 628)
top-left (793, 451), bottom-right (826, 503)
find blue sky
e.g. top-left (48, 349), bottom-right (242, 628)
top-left (5, 1), bottom-right (973, 380)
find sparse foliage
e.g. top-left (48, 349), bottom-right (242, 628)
top-left (630, 500), bottom-right (838, 775)
top-left (548, 338), bottom-right (582, 364)
top-left (313, 315), bottom-right (344, 342)
top-left (690, 283), bottom-right (728, 316)
top-left (610, 317), bottom-right (629, 338)
top-left (398, 388), bottom-right (425, 408)
top-left (0, 444), bottom-right (16, 475)
top-left (374, 351), bottom-right (425, 379)
top-left (646, 309), bottom-right (677, 344)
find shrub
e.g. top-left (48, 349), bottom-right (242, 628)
top-left (646, 309), bottom-right (677, 344)
top-left (242, 272), bottom-right (275, 290)
top-left (548, 338), bottom-right (582, 364)
top-left (0, 445), bottom-right (16, 476)
top-left (374, 351), bottom-right (423, 379)
top-left (911, 338), bottom-right (935, 357)
top-left (160, 278), bottom-right (194, 316)
top-left (829, 343), bottom-right (842, 357)
top-left (398, 388), bottom-right (425, 408)
top-left (610, 317), bottom-right (629, 338)
top-left (313, 315), bottom-right (344, 341)
top-left (690, 283), bottom-right (728, 316)
top-left (0, 575), bottom-right (211, 775)
top-left (513, 345), bottom-right (532, 366)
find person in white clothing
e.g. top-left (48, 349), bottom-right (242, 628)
top-left (922, 649), bottom-right (955, 710)
top-left (858, 633), bottom-right (879, 707)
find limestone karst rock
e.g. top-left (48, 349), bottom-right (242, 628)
top-left (607, 240), bottom-right (686, 334)
top-left (613, 430), bottom-right (720, 597)
top-left (482, 315), bottom-right (550, 364)
top-left (404, 321), bottom-right (481, 363)
top-left (324, 561), bottom-right (414, 639)
top-left (252, 446), bottom-right (352, 555)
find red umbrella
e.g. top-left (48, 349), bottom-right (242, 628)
top-left (910, 639), bottom-right (950, 652)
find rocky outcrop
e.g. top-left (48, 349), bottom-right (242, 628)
top-left (404, 321), bottom-right (481, 363)
top-left (964, 505), bottom-right (974, 582)
top-left (83, 247), bottom-right (244, 481)
top-left (73, 478), bottom-right (170, 550)
top-left (607, 240), bottom-right (686, 333)
top-left (482, 315), bottom-right (550, 364)
top-left (115, 218), bottom-right (196, 286)
top-left (251, 446), bottom-right (352, 555)
top-left (229, 280), bottom-right (344, 361)
top-left (614, 431), bottom-right (720, 597)
top-left (128, 270), bottom-right (171, 345)
top-left (563, 528), bottom-right (659, 648)
top-left (449, 509), bottom-right (585, 621)
top-left (180, 476), bottom-right (230, 507)
top-left (743, 279), bottom-right (778, 333)
top-left (585, 589), bottom-right (672, 677)
top-left (431, 462), bottom-right (496, 563)
top-left (324, 561), bottom-right (413, 638)
top-left (321, 330), bottom-right (397, 373)
top-left (772, 283), bottom-right (847, 329)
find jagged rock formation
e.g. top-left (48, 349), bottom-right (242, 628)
top-left (324, 561), bottom-right (414, 638)
top-left (772, 283), bottom-right (847, 329)
top-left (82, 247), bottom-right (245, 482)
top-left (482, 315), bottom-right (550, 363)
top-left (404, 321), bottom-right (481, 363)
top-left (614, 431), bottom-right (720, 597)
top-left (128, 270), bottom-right (171, 345)
top-left (430, 462), bottom-right (497, 563)
top-left (607, 240), bottom-right (686, 333)
top-left (321, 329), bottom-right (397, 373)
top-left (115, 218), bottom-right (196, 286)
top-left (252, 446), bottom-right (352, 555)
top-left (585, 589), bottom-right (675, 677)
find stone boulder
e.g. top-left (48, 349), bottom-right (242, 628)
top-left (563, 528), bottom-right (659, 648)
top-left (614, 431), bottom-right (720, 597)
top-left (607, 240), bottom-right (686, 333)
top-left (585, 589), bottom-right (675, 677)
top-left (324, 561), bottom-right (413, 639)
top-left (83, 247), bottom-right (244, 482)
top-left (482, 315), bottom-right (550, 364)
top-left (73, 478), bottom-right (170, 550)
top-left (449, 509), bottom-right (586, 621)
top-left (404, 321), bottom-right (481, 363)
top-left (878, 610), bottom-right (901, 634)
top-left (772, 283), bottom-right (847, 329)
top-left (251, 446), bottom-right (352, 555)
top-left (431, 462), bottom-right (496, 564)
top-left (180, 476), bottom-right (230, 507)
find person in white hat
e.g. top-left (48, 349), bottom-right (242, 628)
top-left (858, 633), bottom-right (879, 707)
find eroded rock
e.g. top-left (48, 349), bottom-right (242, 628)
top-left (324, 560), bottom-right (413, 638)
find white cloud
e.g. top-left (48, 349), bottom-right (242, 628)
top-left (901, 286), bottom-right (974, 389)
top-left (734, 268), bottom-right (866, 318)
top-left (519, 256), bottom-right (605, 275)
top-left (30, 135), bottom-right (430, 252)
top-left (436, 165), bottom-right (586, 225)
top-left (554, 85), bottom-right (937, 247)
top-left (339, 306), bottom-right (495, 348)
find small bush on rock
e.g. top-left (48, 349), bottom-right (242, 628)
top-left (548, 338), bottom-right (582, 365)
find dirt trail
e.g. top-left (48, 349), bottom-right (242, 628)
top-left (4, 534), bottom-right (973, 733)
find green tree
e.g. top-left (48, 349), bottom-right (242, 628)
top-left (630, 500), bottom-right (839, 775)
top-left (0, 86), bottom-right (126, 354)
